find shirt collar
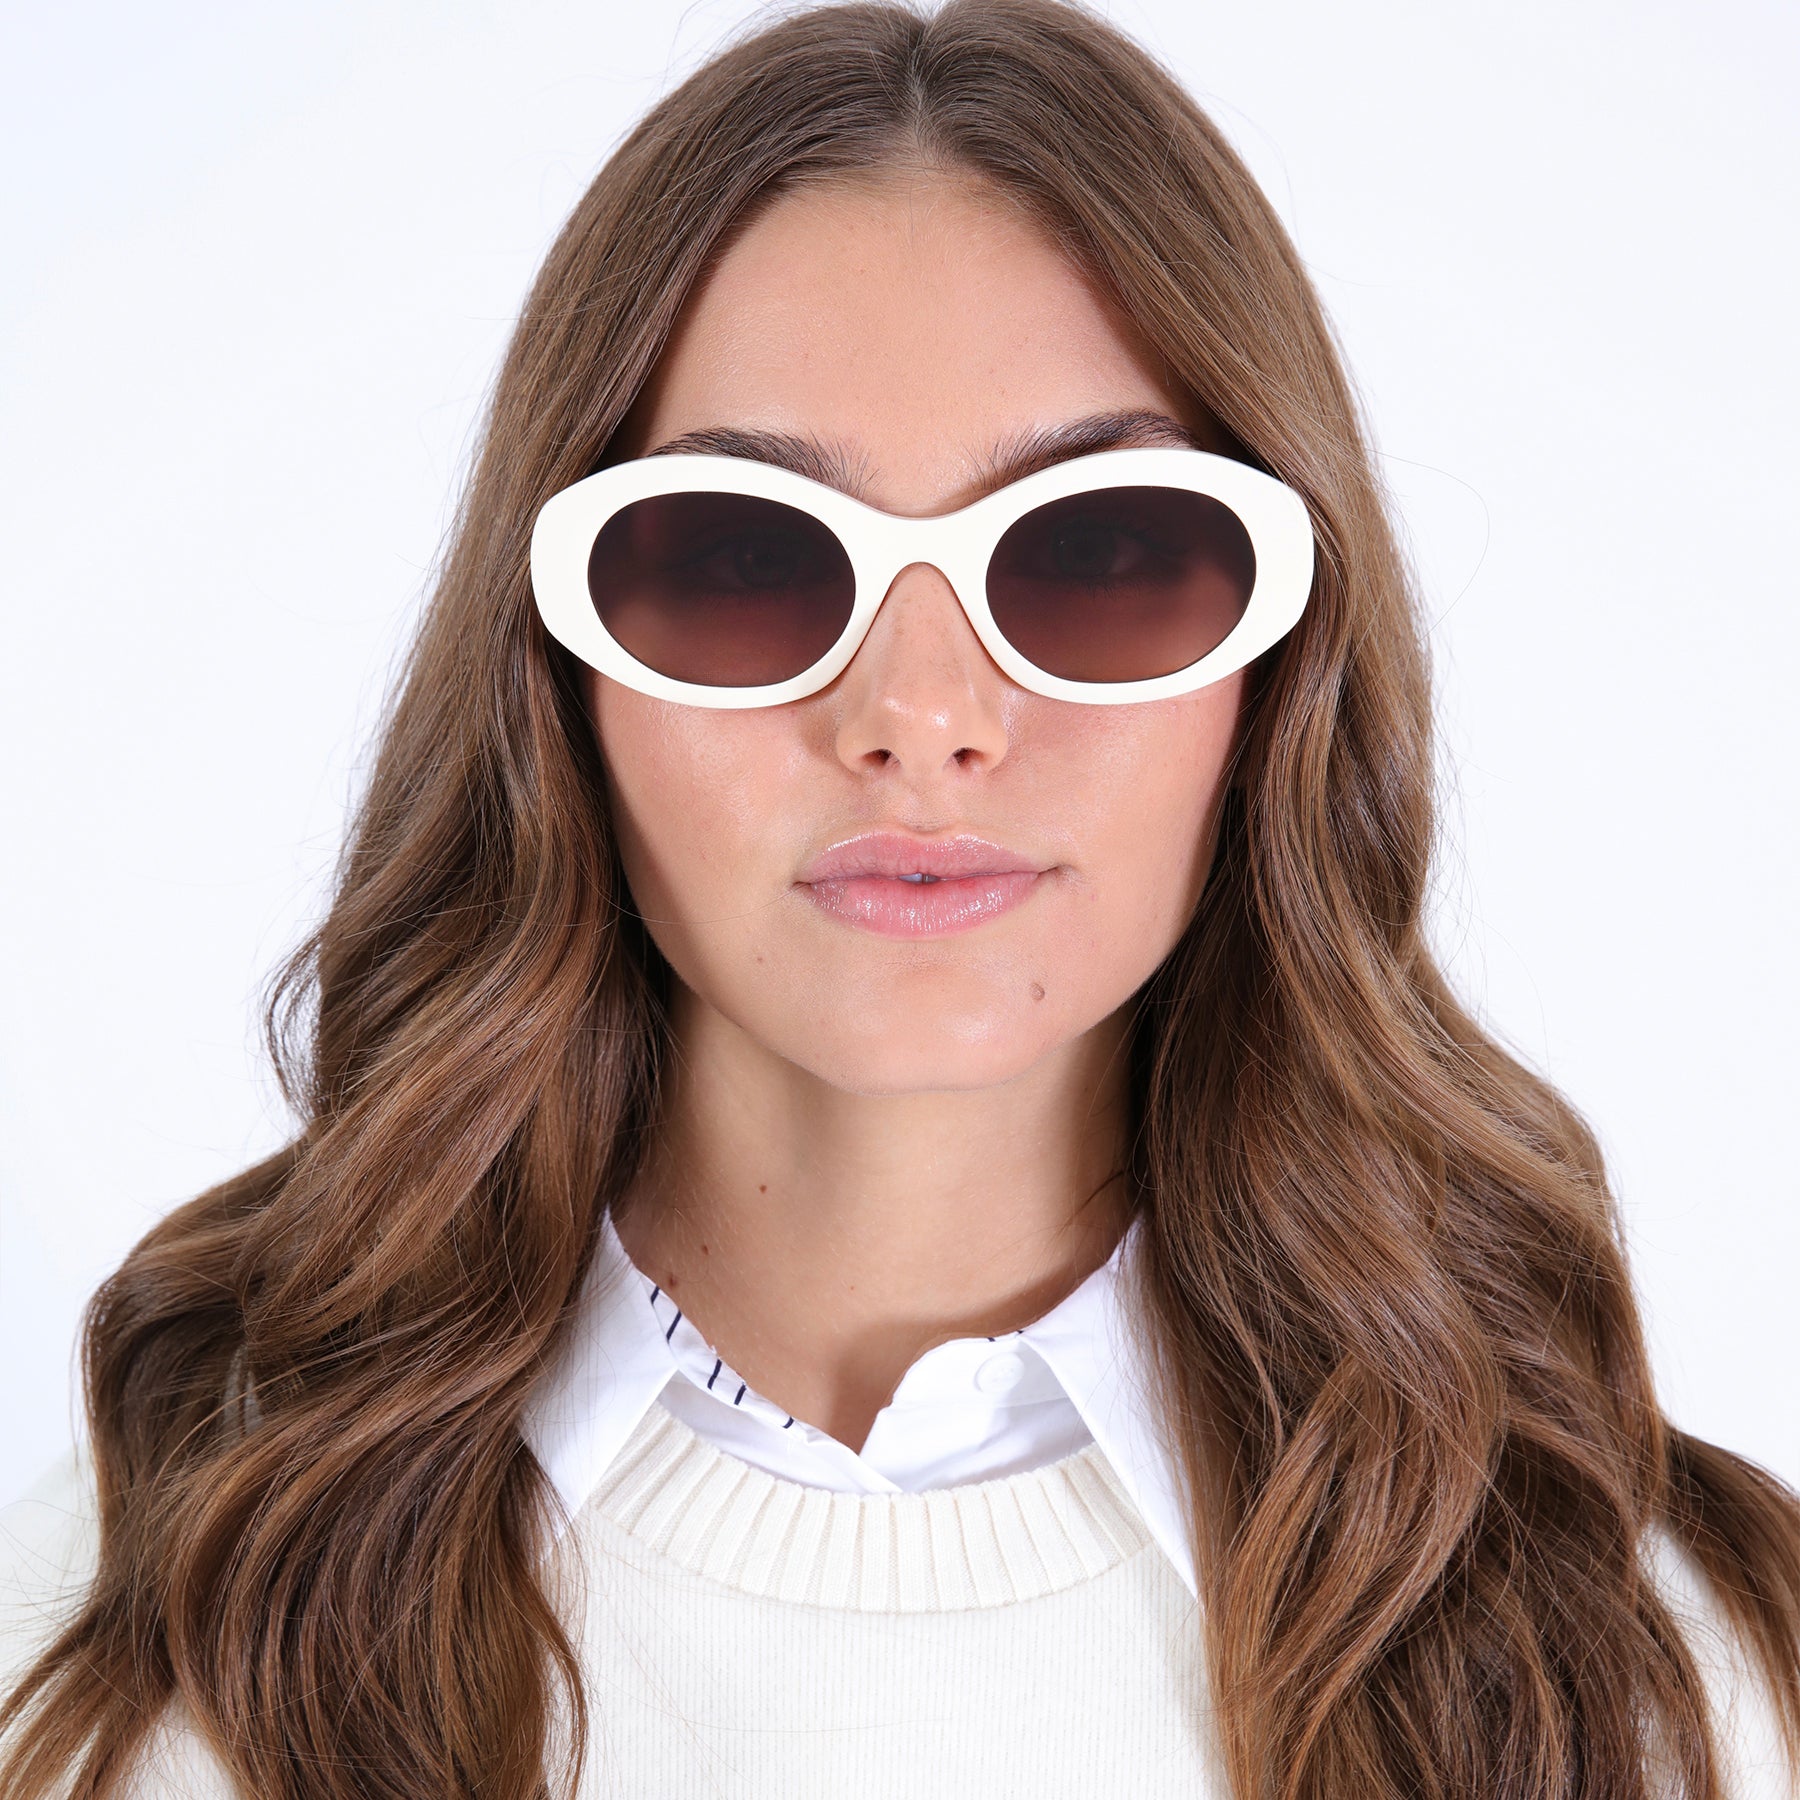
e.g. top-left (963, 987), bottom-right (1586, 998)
top-left (520, 1208), bottom-right (1197, 1599)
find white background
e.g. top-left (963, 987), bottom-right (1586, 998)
top-left (3, 0), bottom-right (1795, 1497)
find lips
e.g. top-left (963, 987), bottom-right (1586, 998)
top-left (797, 832), bottom-right (1046, 885)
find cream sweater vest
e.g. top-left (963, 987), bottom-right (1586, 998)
top-left (0, 1403), bottom-right (1790, 1796)
top-left (544, 1405), bottom-right (1220, 1793)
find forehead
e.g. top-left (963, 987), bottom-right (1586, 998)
top-left (616, 171), bottom-right (1206, 510)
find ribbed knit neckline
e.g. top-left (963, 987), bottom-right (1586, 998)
top-left (580, 1404), bottom-right (1155, 1612)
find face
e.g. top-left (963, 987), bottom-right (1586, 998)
top-left (588, 169), bottom-right (1248, 1097)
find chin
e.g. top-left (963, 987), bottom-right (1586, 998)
top-left (788, 1012), bottom-right (1071, 1098)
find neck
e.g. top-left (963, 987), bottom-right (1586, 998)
top-left (611, 985), bottom-right (1137, 1454)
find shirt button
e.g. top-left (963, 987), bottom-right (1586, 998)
top-left (974, 1350), bottom-right (1028, 1396)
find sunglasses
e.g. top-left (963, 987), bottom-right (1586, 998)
top-left (529, 445), bottom-right (1314, 708)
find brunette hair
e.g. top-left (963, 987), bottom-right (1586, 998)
top-left (5, 2), bottom-right (1797, 1795)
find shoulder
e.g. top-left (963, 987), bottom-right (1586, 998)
top-left (0, 1447), bottom-right (241, 1799)
top-left (1643, 1521), bottom-right (1797, 1800)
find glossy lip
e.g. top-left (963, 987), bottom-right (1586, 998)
top-left (797, 831), bottom-right (1046, 884)
top-left (797, 832), bottom-right (1054, 939)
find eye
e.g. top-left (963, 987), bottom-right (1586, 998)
top-left (1001, 500), bottom-right (1183, 589)
top-left (686, 527), bottom-right (824, 591)
top-left (1039, 516), bottom-right (1168, 583)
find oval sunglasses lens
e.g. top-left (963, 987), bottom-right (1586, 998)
top-left (587, 489), bottom-right (856, 688)
top-left (985, 485), bottom-right (1256, 683)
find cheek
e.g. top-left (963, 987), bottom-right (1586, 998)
top-left (1063, 676), bottom-right (1245, 927)
top-left (590, 680), bottom-right (789, 919)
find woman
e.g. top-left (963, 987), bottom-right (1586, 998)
top-left (3, 1), bottom-right (1796, 1795)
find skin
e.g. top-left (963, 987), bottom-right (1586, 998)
top-left (595, 167), bottom-right (1247, 1454)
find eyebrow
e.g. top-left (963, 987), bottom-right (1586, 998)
top-left (640, 408), bottom-right (1205, 503)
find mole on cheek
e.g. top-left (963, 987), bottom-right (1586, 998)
top-left (1030, 981), bottom-right (1046, 1002)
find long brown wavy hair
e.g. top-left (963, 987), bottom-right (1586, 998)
top-left (5, 2), bottom-right (1797, 1796)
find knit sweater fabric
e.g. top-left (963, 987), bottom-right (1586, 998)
top-left (548, 1404), bottom-right (1217, 1793)
top-left (1, 1404), bottom-right (1790, 1797)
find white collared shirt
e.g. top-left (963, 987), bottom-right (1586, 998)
top-left (521, 1207), bottom-right (1199, 1598)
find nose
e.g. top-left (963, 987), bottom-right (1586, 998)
top-left (829, 561), bottom-right (1013, 776)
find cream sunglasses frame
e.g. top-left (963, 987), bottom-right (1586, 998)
top-left (529, 444), bottom-right (1315, 708)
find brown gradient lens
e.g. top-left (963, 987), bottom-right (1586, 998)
top-left (986, 486), bottom-right (1256, 683)
top-left (587, 491), bottom-right (855, 687)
